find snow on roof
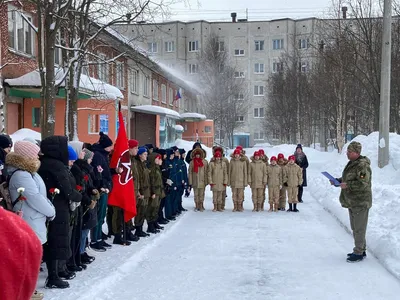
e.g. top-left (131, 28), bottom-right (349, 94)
top-left (234, 132), bottom-right (250, 136)
top-left (175, 124), bottom-right (184, 132)
top-left (131, 105), bottom-right (181, 119)
top-left (180, 112), bottom-right (207, 120)
top-left (10, 128), bottom-right (42, 144)
top-left (5, 68), bottom-right (123, 100)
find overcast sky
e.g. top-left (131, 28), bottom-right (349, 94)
top-left (166, 0), bottom-right (336, 22)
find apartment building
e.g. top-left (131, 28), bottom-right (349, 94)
top-left (113, 14), bottom-right (318, 146)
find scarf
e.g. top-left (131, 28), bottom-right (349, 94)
top-left (193, 157), bottom-right (204, 173)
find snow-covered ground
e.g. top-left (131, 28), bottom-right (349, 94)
top-left (36, 132), bottom-right (400, 299)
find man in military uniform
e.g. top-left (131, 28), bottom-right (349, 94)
top-left (334, 141), bottom-right (372, 263)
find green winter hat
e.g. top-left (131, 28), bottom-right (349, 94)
top-left (347, 141), bottom-right (362, 154)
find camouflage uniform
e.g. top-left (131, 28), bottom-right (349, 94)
top-left (337, 142), bottom-right (372, 257)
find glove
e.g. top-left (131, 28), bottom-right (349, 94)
top-left (70, 201), bottom-right (81, 211)
top-left (174, 187), bottom-right (177, 190)
top-left (284, 182), bottom-right (288, 187)
top-left (166, 179), bottom-right (173, 186)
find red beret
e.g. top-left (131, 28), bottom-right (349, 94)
top-left (128, 139), bottom-right (139, 149)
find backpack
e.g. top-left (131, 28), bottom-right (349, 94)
top-left (0, 170), bottom-right (20, 212)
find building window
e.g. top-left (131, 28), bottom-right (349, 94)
top-left (161, 84), bottom-right (167, 103)
top-left (254, 108), bottom-right (265, 118)
top-left (218, 41), bottom-right (225, 52)
top-left (165, 41), bottom-right (175, 52)
top-left (272, 39), bottom-right (284, 50)
top-left (189, 64), bottom-right (198, 74)
top-left (299, 61), bottom-right (309, 73)
top-left (153, 79), bottom-right (159, 100)
top-left (8, 8), bottom-right (34, 55)
top-left (236, 116), bottom-right (244, 122)
top-left (272, 62), bottom-right (284, 73)
top-left (116, 62), bottom-right (124, 89)
top-left (130, 69), bottom-right (138, 94)
top-left (254, 132), bottom-right (265, 140)
top-left (148, 42), bottom-right (158, 53)
top-left (88, 114), bottom-right (109, 134)
top-left (116, 116), bottom-right (127, 135)
top-left (143, 76), bottom-right (150, 97)
top-left (299, 38), bottom-right (309, 49)
top-left (234, 93), bottom-right (244, 101)
top-left (204, 126), bottom-right (212, 133)
top-left (234, 49), bottom-right (245, 56)
top-left (255, 40), bottom-right (264, 51)
top-left (169, 88), bottom-right (173, 106)
top-left (234, 71), bottom-right (245, 78)
top-left (254, 85), bottom-right (264, 96)
top-left (254, 63), bottom-right (265, 74)
top-left (98, 53), bottom-right (109, 82)
top-left (188, 41), bottom-right (199, 52)
top-left (32, 107), bottom-right (40, 127)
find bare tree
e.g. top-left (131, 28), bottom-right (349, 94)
top-left (197, 33), bottom-right (248, 148)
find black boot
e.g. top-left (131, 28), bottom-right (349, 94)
top-left (293, 204), bottom-right (299, 212)
top-left (81, 252), bottom-right (95, 264)
top-left (287, 203), bottom-right (293, 212)
top-left (126, 230), bottom-right (140, 242)
top-left (154, 222), bottom-right (164, 230)
top-left (46, 260), bottom-right (70, 289)
top-left (158, 218), bottom-right (168, 225)
top-left (135, 226), bottom-right (150, 237)
top-left (113, 233), bottom-right (131, 245)
top-left (147, 222), bottom-right (160, 234)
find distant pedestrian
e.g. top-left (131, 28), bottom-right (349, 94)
top-left (294, 144), bottom-right (308, 203)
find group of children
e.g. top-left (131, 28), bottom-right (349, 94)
top-left (188, 145), bottom-right (303, 213)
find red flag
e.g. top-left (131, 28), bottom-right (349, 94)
top-left (108, 102), bottom-right (136, 222)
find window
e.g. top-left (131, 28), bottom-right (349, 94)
top-left (88, 114), bottom-right (109, 134)
top-left (255, 40), bottom-right (264, 51)
top-left (234, 49), bottom-right (245, 56)
top-left (272, 39), bottom-right (284, 50)
top-left (161, 84), bottom-right (167, 103)
top-left (188, 41), bottom-right (199, 52)
top-left (299, 61), bottom-right (309, 73)
top-left (116, 62), bottom-right (124, 88)
top-left (234, 71), bottom-right (245, 78)
top-left (98, 53), bottom-right (109, 82)
top-left (218, 41), bottom-right (225, 52)
top-left (116, 116), bottom-right (127, 134)
top-left (254, 132), bottom-right (265, 140)
top-left (169, 88), bottom-right (173, 106)
top-left (272, 62), bottom-right (284, 73)
top-left (205, 126), bottom-right (212, 133)
top-left (254, 85), bottom-right (264, 96)
top-left (165, 41), bottom-right (175, 52)
top-left (254, 108), bottom-right (265, 118)
top-left (236, 116), bottom-right (244, 122)
top-left (188, 64), bottom-right (198, 74)
top-left (234, 93), bottom-right (244, 101)
top-left (299, 38), bottom-right (309, 49)
top-left (130, 69), bottom-right (138, 94)
top-left (153, 80), bottom-right (159, 100)
top-left (148, 42), bottom-right (158, 53)
top-left (254, 63), bottom-right (265, 74)
top-left (143, 76), bottom-right (150, 97)
top-left (32, 107), bottom-right (40, 127)
top-left (8, 8), bottom-right (34, 55)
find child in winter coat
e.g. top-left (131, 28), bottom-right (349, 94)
top-left (188, 148), bottom-right (208, 211)
top-left (229, 149), bottom-right (247, 212)
top-left (248, 151), bottom-right (267, 212)
top-left (277, 153), bottom-right (288, 211)
top-left (208, 151), bottom-right (228, 212)
top-left (286, 155), bottom-right (303, 212)
top-left (212, 146), bottom-right (230, 210)
top-left (258, 149), bottom-right (269, 210)
top-left (148, 154), bottom-right (165, 233)
top-left (266, 156), bottom-right (283, 212)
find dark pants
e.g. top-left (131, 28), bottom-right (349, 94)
top-left (158, 196), bottom-right (167, 221)
top-left (134, 197), bottom-right (148, 226)
top-left (68, 208), bottom-right (82, 267)
top-left (112, 206), bottom-right (124, 234)
top-left (298, 186), bottom-right (304, 202)
top-left (106, 205), bottom-right (113, 235)
top-left (146, 196), bottom-right (160, 223)
top-left (172, 190), bottom-right (180, 215)
top-left (91, 193), bottom-right (108, 242)
top-left (165, 194), bottom-right (174, 219)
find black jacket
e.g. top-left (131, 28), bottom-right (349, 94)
top-left (91, 143), bottom-right (112, 191)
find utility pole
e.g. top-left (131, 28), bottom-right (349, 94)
top-left (378, 0), bottom-right (392, 168)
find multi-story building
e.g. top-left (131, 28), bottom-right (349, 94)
top-left (113, 14), bottom-right (318, 147)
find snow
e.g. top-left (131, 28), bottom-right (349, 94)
top-left (253, 142), bottom-right (272, 148)
top-left (180, 112), bottom-right (207, 120)
top-left (380, 137), bottom-right (386, 148)
top-left (175, 124), bottom-right (184, 132)
top-left (10, 128), bottom-right (41, 143)
top-left (32, 133), bottom-right (400, 299)
top-left (175, 138), bottom-right (213, 160)
top-left (131, 105), bottom-right (181, 119)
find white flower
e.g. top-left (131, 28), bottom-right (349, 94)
top-left (54, 188), bottom-right (60, 194)
top-left (17, 187), bottom-right (25, 193)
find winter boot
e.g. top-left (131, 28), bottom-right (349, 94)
top-left (212, 203), bottom-right (217, 212)
top-left (232, 202), bottom-right (237, 212)
top-left (46, 260), bottom-right (70, 289)
top-left (158, 218), bottom-right (168, 225)
top-left (90, 241), bottom-right (106, 252)
top-left (81, 252), bottom-right (95, 264)
top-left (287, 203), bottom-right (293, 212)
top-left (135, 226), bottom-right (149, 237)
top-left (31, 290), bottom-right (44, 299)
top-left (347, 251), bottom-right (367, 258)
top-left (154, 222), bottom-right (164, 230)
top-left (293, 204), bottom-right (299, 212)
top-left (113, 233), bottom-right (131, 245)
top-left (346, 253), bottom-right (364, 263)
top-left (268, 203), bottom-right (273, 212)
top-left (126, 230), bottom-right (140, 242)
top-left (147, 222), bottom-right (160, 234)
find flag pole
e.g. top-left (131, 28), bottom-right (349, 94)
top-left (122, 210), bottom-right (127, 245)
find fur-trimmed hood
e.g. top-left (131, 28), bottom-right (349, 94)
top-left (250, 156), bottom-right (264, 163)
top-left (230, 152), bottom-right (247, 162)
top-left (212, 146), bottom-right (225, 156)
top-left (191, 148), bottom-right (206, 159)
top-left (6, 152), bottom-right (40, 174)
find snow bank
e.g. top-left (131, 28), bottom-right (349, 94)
top-left (304, 132), bottom-right (400, 280)
top-left (10, 128), bottom-right (41, 143)
top-left (175, 139), bottom-right (213, 160)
